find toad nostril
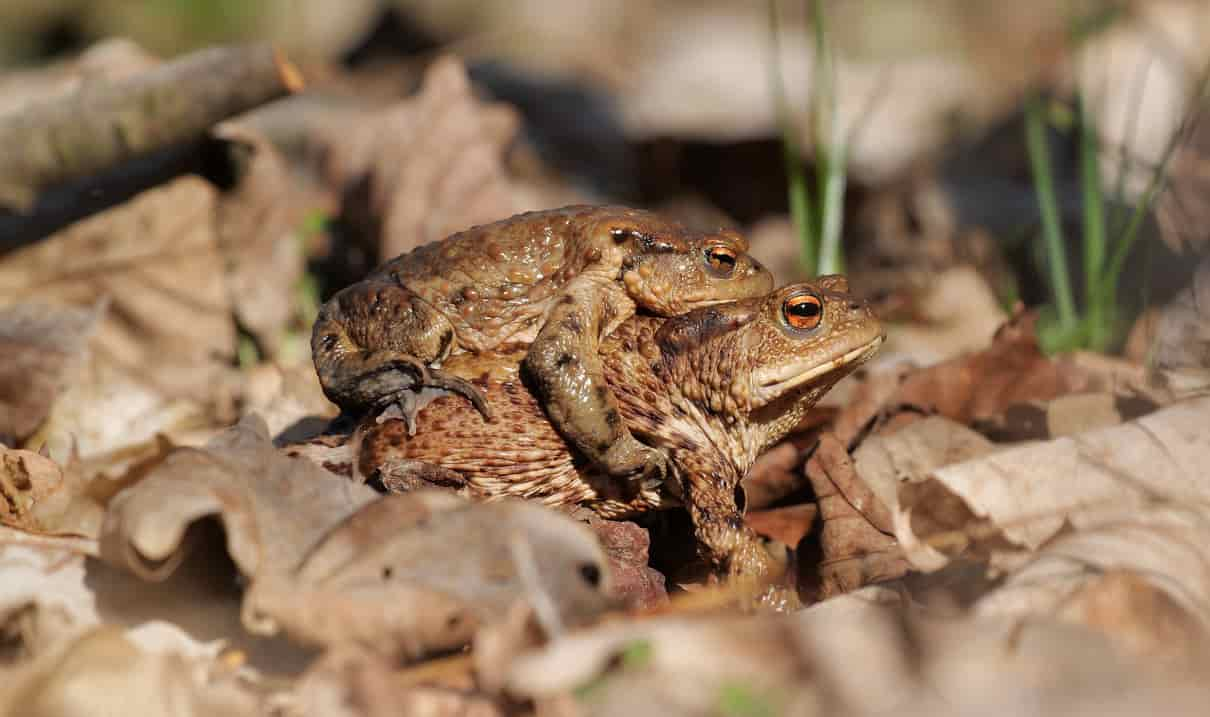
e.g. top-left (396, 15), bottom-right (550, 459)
top-left (848, 301), bottom-right (861, 311)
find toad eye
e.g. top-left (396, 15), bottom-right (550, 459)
top-left (705, 246), bottom-right (738, 276)
top-left (782, 293), bottom-right (823, 331)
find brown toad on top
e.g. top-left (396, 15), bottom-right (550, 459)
top-left (312, 205), bottom-right (772, 490)
top-left (356, 276), bottom-right (884, 581)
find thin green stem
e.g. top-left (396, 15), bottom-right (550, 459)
top-left (767, 0), bottom-right (816, 274)
top-left (1077, 94), bottom-right (1109, 348)
top-left (1024, 95), bottom-right (1079, 330)
top-left (810, 0), bottom-right (845, 274)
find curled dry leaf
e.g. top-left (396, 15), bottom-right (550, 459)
top-left (238, 362), bottom-right (336, 445)
top-left (324, 55), bottom-right (529, 259)
top-left (0, 543), bottom-right (98, 654)
top-left (0, 626), bottom-right (258, 717)
top-left (0, 301), bottom-right (102, 447)
top-left (0, 448), bottom-right (67, 531)
top-left (802, 432), bottom-right (906, 600)
top-left (0, 173), bottom-right (233, 457)
top-left (98, 414), bottom-right (378, 582)
top-left (743, 503), bottom-right (818, 550)
top-left (291, 646), bottom-right (502, 717)
top-left (211, 121), bottom-right (307, 361)
top-left (894, 395), bottom-right (1210, 570)
top-left (877, 266), bottom-right (1008, 366)
top-left (243, 491), bottom-right (617, 661)
top-left (892, 309), bottom-right (1073, 424)
top-left (1152, 253), bottom-right (1210, 376)
top-left (507, 587), bottom-right (1209, 717)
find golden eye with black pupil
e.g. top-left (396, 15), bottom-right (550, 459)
top-left (705, 246), bottom-right (737, 275)
top-left (783, 293), bottom-right (823, 330)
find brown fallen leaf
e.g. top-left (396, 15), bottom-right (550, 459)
top-left (1, 171), bottom-right (234, 458)
top-left (504, 587), bottom-right (1206, 717)
top-left (211, 120), bottom-right (307, 362)
top-left (972, 510), bottom-right (1210, 673)
top-left (243, 491), bottom-right (617, 661)
top-left (0, 542), bottom-right (98, 655)
top-left (802, 433), bottom-right (905, 601)
top-left (323, 55), bottom-right (572, 261)
top-left (744, 503), bottom-right (818, 549)
top-left (878, 266), bottom-right (1009, 366)
top-left (98, 414), bottom-right (379, 582)
top-left (0, 626), bottom-right (258, 717)
top-left (1151, 252), bottom-right (1210, 376)
top-left (741, 433), bottom-right (818, 511)
top-left (0, 301), bottom-right (102, 446)
top-left (853, 415), bottom-right (999, 522)
top-left (893, 309), bottom-right (1072, 424)
top-left (891, 395), bottom-right (1210, 581)
top-left (974, 391), bottom-right (1160, 442)
top-left (0, 448), bottom-right (67, 531)
top-left (292, 646), bottom-right (503, 717)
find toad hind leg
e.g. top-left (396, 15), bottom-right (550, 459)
top-left (523, 277), bottom-right (667, 490)
top-left (312, 279), bottom-right (491, 427)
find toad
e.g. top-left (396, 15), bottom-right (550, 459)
top-left (355, 276), bottom-right (884, 582)
top-left (313, 205), bottom-right (773, 489)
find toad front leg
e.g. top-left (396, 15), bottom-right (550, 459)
top-left (523, 277), bottom-right (667, 491)
top-left (312, 279), bottom-right (491, 431)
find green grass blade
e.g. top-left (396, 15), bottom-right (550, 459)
top-left (767, 0), bottom-right (816, 275)
top-left (817, 153), bottom-right (846, 274)
top-left (810, 0), bottom-right (844, 275)
top-left (1077, 94), bottom-right (1109, 348)
top-left (1025, 95), bottom-right (1079, 330)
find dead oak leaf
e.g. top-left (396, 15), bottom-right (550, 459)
top-left (0, 301), bottom-right (102, 446)
top-left (895, 395), bottom-right (1210, 575)
top-left (322, 55), bottom-right (555, 259)
top-left (243, 491), bottom-right (617, 661)
top-left (893, 309), bottom-right (1072, 424)
top-left (212, 120), bottom-right (307, 361)
top-left (0, 448), bottom-right (69, 532)
top-left (0, 542), bottom-right (98, 654)
top-left (801, 433), bottom-right (905, 601)
top-left (98, 414), bottom-right (378, 582)
top-left (0, 626), bottom-right (259, 717)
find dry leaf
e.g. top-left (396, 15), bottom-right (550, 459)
top-left (292, 647), bottom-right (502, 717)
top-left (0, 302), bottom-right (103, 446)
top-left (212, 121), bottom-right (307, 361)
top-left (243, 491), bottom-right (616, 661)
top-left (98, 414), bottom-right (378, 582)
top-left (744, 503), bottom-right (818, 549)
top-left (324, 55), bottom-right (565, 260)
top-left (802, 433), bottom-right (905, 600)
top-left (0, 626), bottom-right (258, 717)
top-left (0, 449), bottom-right (67, 531)
top-left (506, 586), bottom-right (1208, 717)
top-left (889, 309), bottom-right (1078, 425)
top-left (0, 543), bottom-right (98, 655)
top-left (893, 395), bottom-right (1210, 575)
top-left (0, 174), bottom-right (232, 460)
top-left (1152, 253), bottom-right (1210, 374)
top-left (880, 267), bottom-right (1009, 366)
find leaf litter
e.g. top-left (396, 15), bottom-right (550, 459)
top-left (2, 29), bottom-right (1210, 717)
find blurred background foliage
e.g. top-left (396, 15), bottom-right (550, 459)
top-left (2, 0), bottom-right (1207, 356)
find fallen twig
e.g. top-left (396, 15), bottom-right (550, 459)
top-left (0, 43), bottom-right (303, 214)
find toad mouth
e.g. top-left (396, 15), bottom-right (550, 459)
top-left (758, 334), bottom-right (885, 394)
